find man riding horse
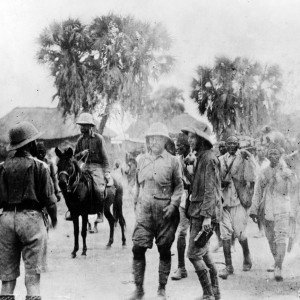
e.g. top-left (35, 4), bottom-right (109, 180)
top-left (74, 112), bottom-right (112, 223)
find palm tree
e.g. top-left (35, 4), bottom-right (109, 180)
top-left (191, 56), bottom-right (282, 139)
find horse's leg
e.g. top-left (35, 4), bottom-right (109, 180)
top-left (81, 214), bottom-right (88, 256)
top-left (72, 215), bottom-right (79, 258)
top-left (104, 207), bottom-right (115, 248)
top-left (119, 215), bottom-right (126, 247)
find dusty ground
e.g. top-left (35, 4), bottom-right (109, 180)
top-left (9, 194), bottom-right (300, 300)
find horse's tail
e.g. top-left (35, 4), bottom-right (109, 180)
top-left (113, 181), bottom-right (126, 229)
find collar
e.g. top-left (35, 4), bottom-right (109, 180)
top-left (147, 149), bottom-right (168, 160)
top-left (14, 150), bottom-right (33, 158)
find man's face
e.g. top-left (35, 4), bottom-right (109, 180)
top-left (226, 137), bottom-right (239, 155)
top-left (176, 141), bottom-right (188, 156)
top-left (37, 149), bottom-right (46, 160)
top-left (257, 147), bottom-right (265, 160)
top-left (187, 132), bottom-right (199, 151)
top-left (80, 124), bottom-right (92, 135)
top-left (219, 145), bottom-right (227, 156)
top-left (268, 149), bottom-right (281, 167)
top-left (149, 135), bottom-right (167, 155)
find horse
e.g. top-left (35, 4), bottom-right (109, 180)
top-left (55, 147), bottom-right (126, 258)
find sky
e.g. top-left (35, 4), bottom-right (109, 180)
top-left (1, 0), bottom-right (300, 132)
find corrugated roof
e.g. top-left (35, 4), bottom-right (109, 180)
top-left (0, 107), bottom-right (117, 143)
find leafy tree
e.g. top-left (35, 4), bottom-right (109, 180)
top-left (142, 86), bottom-right (185, 122)
top-left (190, 56), bottom-right (282, 139)
top-left (37, 14), bottom-right (174, 133)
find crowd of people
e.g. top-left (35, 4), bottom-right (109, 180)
top-left (0, 113), bottom-right (299, 300)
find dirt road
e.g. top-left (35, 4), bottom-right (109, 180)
top-left (10, 197), bottom-right (300, 300)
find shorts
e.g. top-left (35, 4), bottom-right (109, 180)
top-left (187, 218), bottom-right (209, 260)
top-left (220, 204), bottom-right (249, 241)
top-left (0, 210), bottom-right (47, 281)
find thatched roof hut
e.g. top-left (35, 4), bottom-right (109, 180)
top-left (0, 107), bottom-right (117, 159)
top-left (126, 113), bottom-right (203, 140)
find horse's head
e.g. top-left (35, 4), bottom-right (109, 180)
top-left (55, 147), bottom-right (75, 192)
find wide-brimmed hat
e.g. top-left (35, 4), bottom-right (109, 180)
top-left (145, 122), bottom-right (171, 141)
top-left (7, 121), bottom-right (43, 151)
top-left (181, 122), bottom-right (213, 146)
top-left (76, 113), bottom-right (95, 126)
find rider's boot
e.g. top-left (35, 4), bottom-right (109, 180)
top-left (127, 259), bottom-right (145, 300)
top-left (95, 190), bottom-right (105, 224)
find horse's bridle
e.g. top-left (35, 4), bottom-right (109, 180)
top-left (58, 163), bottom-right (80, 193)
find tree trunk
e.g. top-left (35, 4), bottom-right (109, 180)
top-left (98, 100), bottom-right (112, 135)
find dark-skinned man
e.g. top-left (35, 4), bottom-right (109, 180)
top-left (74, 112), bottom-right (112, 223)
top-left (182, 123), bottom-right (222, 300)
top-left (251, 143), bottom-right (295, 281)
top-left (218, 135), bottom-right (257, 280)
top-left (171, 133), bottom-right (192, 280)
top-left (128, 123), bottom-right (183, 300)
top-left (0, 121), bottom-right (57, 300)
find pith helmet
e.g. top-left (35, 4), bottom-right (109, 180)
top-left (7, 121), bottom-right (43, 151)
top-left (145, 122), bottom-right (171, 141)
top-left (76, 113), bottom-right (95, 126)
top-left (181, 122), bottom-right (213, 147)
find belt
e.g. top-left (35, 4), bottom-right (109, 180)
top-left (153, 196), bottom-right (171, 201)
top-left (3, 202), bottom-right (42, 212)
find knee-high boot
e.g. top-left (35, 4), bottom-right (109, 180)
top-left (195, 269), bottom-right (215, 300)
top-left (127, 259), bottom-right (146, 300)
top-left (239, 238), bottom-right (252, 271)
top-left (219, 239), bottom-right (234, 279)
top-left (274, 243), bottom-right (286, 282)
top-left (158, 259), bottom-right (171, 299)
top-left (206, 262), bottom-right (220, 300)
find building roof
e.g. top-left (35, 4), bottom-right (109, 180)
top-left (126, 113), bottom-right (204, 139)
top-left (0, 107), bottom-right (117, 143)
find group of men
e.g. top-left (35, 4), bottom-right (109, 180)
top-left (0, 113), bottom-right (298, 300)
top-left (128, 120), bottom-right (299, 300)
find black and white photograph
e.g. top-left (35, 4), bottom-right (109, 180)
top-left (0, 0), bottom-right (300, 299)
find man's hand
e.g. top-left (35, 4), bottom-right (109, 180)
top-left (55, 191), bottom-right (62, 202)
top-left (81, 149), bottom-right (89, 157)
top-left (163, 204), bottom-right (176, 220)
top-left (104, 172), bottom-right (111, 182)
top-left (240, 149), bottom-right (251, 160)
top-left (250, 213), bottom-right (258, 224)
top-left (202, 217), bottom-right (212, 232)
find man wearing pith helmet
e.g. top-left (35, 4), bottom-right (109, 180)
top-left (182, 122), bottom-right (222, 300)
top-left (128, 122), bottom-right (183, 300)
top-left (74, 112), bottom-right (111, 223)
top-left (0, 121), bottom-right (57, 300)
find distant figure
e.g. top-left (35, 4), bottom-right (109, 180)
top-left (136, 144), bottom-right (147, 164)
top-left (36, 142), bottom-right (61, 202)
top-left (112, 159), bottom-right (124, 183)
top-left (251, 144), bottom-right (295, 281)
top-left (125, 158), bottom-right (137, 202)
